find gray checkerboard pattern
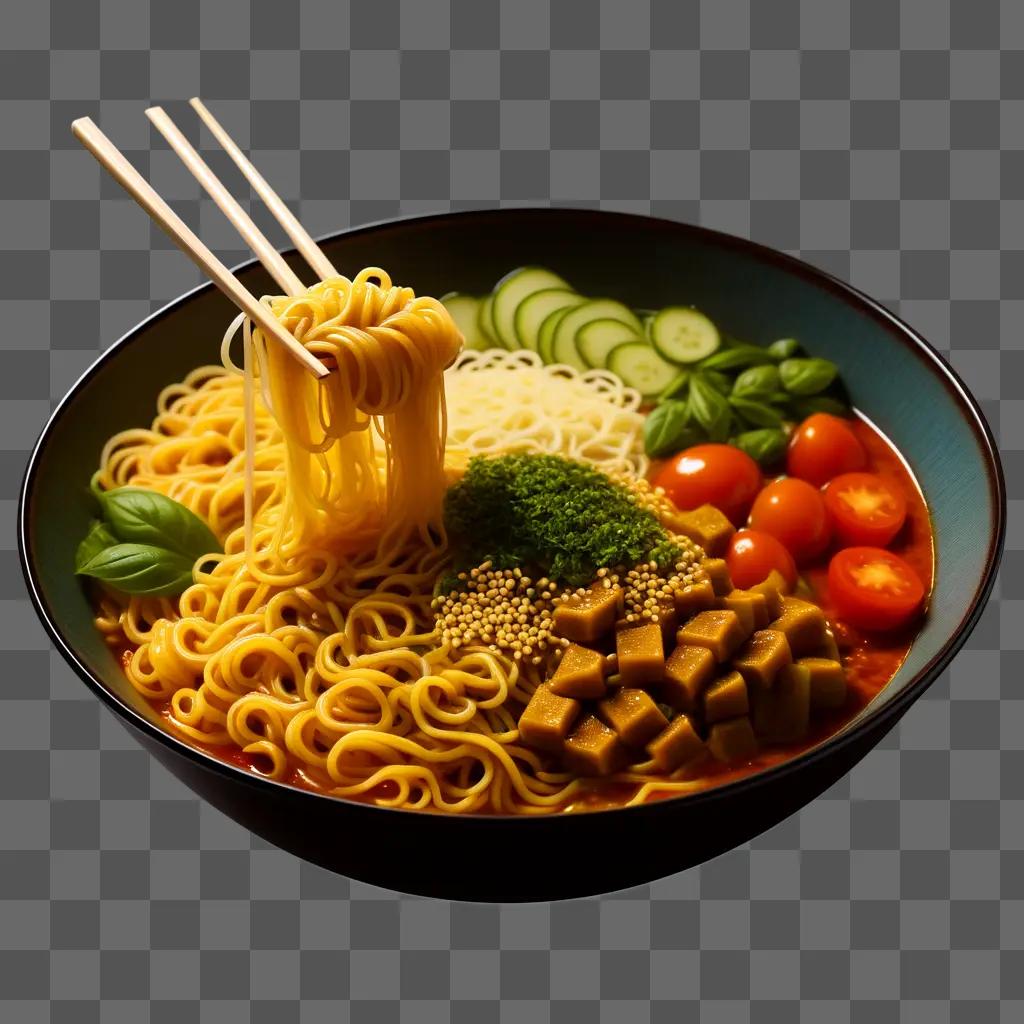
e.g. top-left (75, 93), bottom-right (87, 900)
top-left (1, 0), bottom-right (1021, 1019)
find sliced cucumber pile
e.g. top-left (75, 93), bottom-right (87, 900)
top-left (441, 266), bottom-right (724, 399)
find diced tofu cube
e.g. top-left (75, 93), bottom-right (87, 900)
top-left (652, 599), bottom-right (679, 642)
top-left (799, 657), bottom-right (847, 710)
top-left (750, 662), bottom-right (811, 743)
top-left (701, 557), bottom-right (733, 596)
top-left (662, 643), bottom-right (717, 712)
top-left (673, 578), bottom-right (717, 618)
top-left (552, 583), bottom-right (622, 644)
top-left (770, 597), bottom-right (828, 657)
top-left (732, 629), bottom-right (793, 690)
top-left (676, 609), bottom-right (747, 662)
top-left (518, 685), bottom-right (581, 752)
top-left (718, 589), bottom-right (770, 632)
top-left (673, 504), bottom-right (736, 556)
top-left (646, 714), bottom-right (706, 772)
top-left (748, 569), bottom-right (789, 617)
top-left (599, 688), bottom-right (668, 747)
top-left (704, 670), bottom-right (749, 723)
top-left (564, 715), bottom-right (627, 777)
top-left (616, 622), bottom-right (666, 686)
top-left (549, 643), bottom-right (608, 699)
top-left (811, 629), bottom-right (842, 662)
top-left (707, 717), bottom-right (759, 763)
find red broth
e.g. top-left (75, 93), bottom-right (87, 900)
top-left (131, 413), bottom-right (933, 812)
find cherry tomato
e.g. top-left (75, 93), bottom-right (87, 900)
top-left (654, 444), bottom-right (762, 526)
top-left (787, 413), bottom-right (867, 487)
top-left (747, 477), bottom-right (831, 564)
top-left (726, 529), bottom-right (798, 590)
top-left (828, 546), bottom-right (925, 631)
top-left (824, 472), bottom-right (908, 548)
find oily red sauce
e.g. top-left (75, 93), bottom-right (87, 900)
top-left (131, 414), bottom-right (933, 812)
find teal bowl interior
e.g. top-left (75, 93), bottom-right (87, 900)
top-left (21, 209), bottom-right (1004, 784)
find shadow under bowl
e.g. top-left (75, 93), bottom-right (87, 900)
top-left (20, 209), bottom-right (1005, 901)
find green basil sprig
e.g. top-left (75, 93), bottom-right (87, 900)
top-left (75, 487), bottom-right (221, 597)
top-left (729, 395), bottom-right (786, 428)
top-left (698, 343), bottom-right (776, 372)
top-left (688, 375), bottom-right (732, 443)
top-left (779, 357), bottom-right (838, 396)
top-left (731, 428), bottom-right (789, 465)
top-left (768, 338), bottom-right (801, 360)
top-left (643, 400), bottom-right (700, 458)
top-left (732, 364), bottom-right (781, 399)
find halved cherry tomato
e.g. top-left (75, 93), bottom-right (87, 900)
top-left (747, 477), bottom-right (831, 564)
top-left (654, 444), bottom-right (762, 526)
top-left (787, 413), bottom-right (867, 487)
top-left (828, 546), bottom-right (925, 631)
top-left (726, 529), bottom-right (798, 590)
top-left (824, 472), bottom-right (907, 548)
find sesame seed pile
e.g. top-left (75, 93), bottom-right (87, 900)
top-left (619, 545), bottom-right (705, 625)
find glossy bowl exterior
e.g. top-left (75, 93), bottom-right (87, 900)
top-left (20, 209), bottom-right (1004, 902)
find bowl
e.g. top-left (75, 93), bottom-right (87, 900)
top-left (19, 209), bottom-right (1005, 902)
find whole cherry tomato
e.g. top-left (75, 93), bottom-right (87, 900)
top-left (748, 476), bottom-right (831, 564)
top-left (827, 546), bottom-right (925, 631)
top-left (787, 413), bottom-right (867, 487)
top-left (654, 444), bottom-right (762, 526)
top-left (824, 471), bottom-right (908, 548)
top-left (726, 529), bottom-right (799, 590)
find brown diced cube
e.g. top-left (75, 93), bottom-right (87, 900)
top-left (749, 569), bottom-right (789, 617)
top-left (704, 670), bottom-right (749, 723)
top-left (646, 714), bottom-right (706, 772)
top-left (518, 685), bottom-right (581, 752)
top-left (707, 717), bottom-right (759, 763)
top-left (770, 597), bottom-right (828, 657)
top-left (719, 589), bottom-right (770, 632)
top-left (750, 663), bottom-right (811, 743)
top-left (599, 688), bottom-right (668, 747)
top-left (673, 578), bottom-right (716, 618)
top-left (673, 505), bottom-right (736, 556)
top-left (564, 715), bottom-right (627, 777)
top-left (702, 557), bottom-right (733, 596)
top-left (549, 644), bottom-right (608, 699)
top-left (812, 629), bottom-right (842, 662)
top-left (676, 609), bottom-right (747, 662)
top-left (652, 599), bottom-right (679, 642)
top-left (552, 583), bottom-right (622, 644)
top-left (733, 629), bottom-right (793, 690)
top-left (662, 643), bottom-right (717, 712)
top-left (799, 657), bottom-right (847, 711)
top-left (616, 622), bottom-right (666, 686)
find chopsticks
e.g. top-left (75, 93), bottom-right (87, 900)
top-left (190, 98), bottom-right (338, 282)
top-left (71, 114), bottom-right (328, 379)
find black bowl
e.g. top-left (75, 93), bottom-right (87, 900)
top-left (20, 209), bottom-right (1005, 901)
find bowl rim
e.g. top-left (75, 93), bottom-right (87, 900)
top-left (19, 206), bottom-right (1007, 825)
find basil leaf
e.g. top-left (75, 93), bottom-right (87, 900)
top-left (644, 401), bottom-right (699, 458)
top-left (698, 344), bottom-right (775, 372)
top-left (99, 488), bottom-right (220, 561)
top-left (729, 396), bottom-right (786, 428)
top-left (768, 338), bottom-right (801, 360)
top-left (658, 368), bottom-right (690, 401)
top-left (779, 357), bottom-right (838, 396)
top-left (789, 395), bottom-right (849, 419)
top-left (701, 369), bottom-right (733, 395)
top-left (732, 365), bottom-right (781, 399)
top-left (688, 376), bottom-right (732, 443)
top-left (76, 542), bottom-right (195, 597)
top-left (731, 428), bottom-right (789, 466)
top-left (75, 520), bottom-right (119, 573)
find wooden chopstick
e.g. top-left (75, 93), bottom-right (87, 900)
top-left (189, 97), bottom-right (339, 283)
top-left (145, 105), bottom-right (306, 297)
top-left (71, 117), bottom-right (328, 379)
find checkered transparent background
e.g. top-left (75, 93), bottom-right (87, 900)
top-left (1, 0), bottom-right (1022, 1020)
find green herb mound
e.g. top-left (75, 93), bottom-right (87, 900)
top-left (443, 453), bottom-right (679, 587)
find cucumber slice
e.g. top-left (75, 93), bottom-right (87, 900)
top-left (440, 292), bottom-right (489, 351)
top-left (477, 294), bottom-right (499, 346)
top-left (649, 307), bottom-right (721, 365)
top-left (551, 300), bottom-right (643, 372)
top-left (576, 318), bottom-right (642, 368)
top-left (514, 288), bottom-right (584, 352)
top-left (538, 306), bottom-right (573, 363)
top-left (606, 342), bottom-right (679, 398)
top-left (491, 266), bottom-right (571, 349)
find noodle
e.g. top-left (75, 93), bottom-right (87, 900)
top-left (93, 270), bottom-right (658, 814)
